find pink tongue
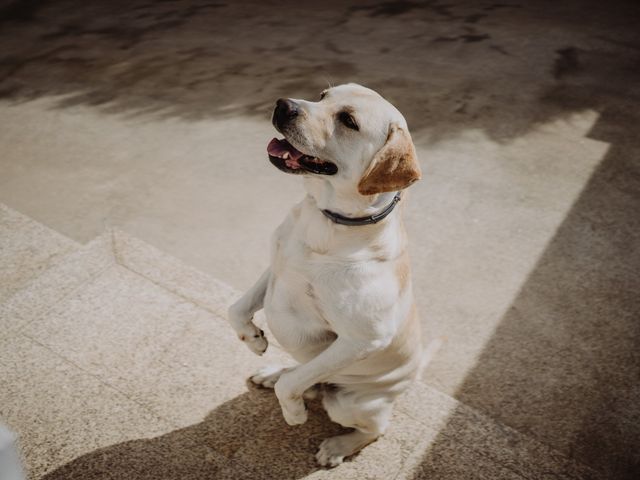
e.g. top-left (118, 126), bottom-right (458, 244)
top-left (267, 138), bottom-right (305, 161)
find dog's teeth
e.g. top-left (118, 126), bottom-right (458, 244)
top-left (282, 152), bottom-right (290, 159)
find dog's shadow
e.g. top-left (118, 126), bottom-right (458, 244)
top-left (41, 381), bottom-right (348, 480)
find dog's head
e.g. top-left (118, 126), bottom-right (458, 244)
top-left (267, 83), bottom-right (421, 196)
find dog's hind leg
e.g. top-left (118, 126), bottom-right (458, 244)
top-left (316, 430), bottom-right (379, 467)
top-left (316, 388), bottom-right (393, 467)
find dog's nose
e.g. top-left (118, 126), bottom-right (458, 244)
top-left (273, 98), bottom-right (299, 130)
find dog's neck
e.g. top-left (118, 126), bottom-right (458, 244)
top-left (299, 179), bottom-right (407, 257)
top-left (321, 193), bottom-right (401, 226)
top-left (303, 177), bottom-right (400, 220)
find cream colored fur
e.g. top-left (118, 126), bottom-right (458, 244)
top-left (228, 84), bottom-right (425, 467)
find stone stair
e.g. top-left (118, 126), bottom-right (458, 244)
top-left (0, 205), bottom-right (78, 305)
top-left (0, 205), bottom-right (601, 479)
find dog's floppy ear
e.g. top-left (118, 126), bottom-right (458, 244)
top-left (357, 124), bottom-right (421, 195)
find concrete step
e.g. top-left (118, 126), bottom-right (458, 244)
top-left (0, 226), bottom-right (601, 480)
top-left (0, 204), bottom-right (79, 306)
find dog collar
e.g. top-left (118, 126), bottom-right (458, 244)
top-left (321, 193), bottom-right (401, 226)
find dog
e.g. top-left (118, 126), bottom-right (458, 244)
top-left (227, 83), bottom-right (424, 467)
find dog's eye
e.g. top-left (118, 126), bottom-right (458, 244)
top-left (338, 111), bottom-right (359, 131)
top-left (320, 90), bottom-right (328, 100)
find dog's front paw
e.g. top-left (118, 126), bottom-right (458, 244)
top-left (241, 325), bottom-right (268, 356)
top-left (274, 377), bottom-right (308, 426)
top-left (228, 309), bottom-right (268, 355)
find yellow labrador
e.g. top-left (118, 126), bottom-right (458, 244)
top-left (228, 83), bottom-right (424, 466)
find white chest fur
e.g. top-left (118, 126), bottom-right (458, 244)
top-left (264, 196), bottom-right (410, 364)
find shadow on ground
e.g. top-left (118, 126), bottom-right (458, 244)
top-left (414, 104), bottom-right (640, 479)
top-left (41, 383), bottom-right (347, 480)
top-left (0, 0), bottom-right (639, 142)
top-left (468, 111), bottom-right (640, 476)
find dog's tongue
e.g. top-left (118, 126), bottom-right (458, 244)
top-left (267, 138), bottom-right (305, 161)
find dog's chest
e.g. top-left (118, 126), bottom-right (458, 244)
top-left (264, 207), bottom-right (338, 357)
top-left (269, 201), bottom-right (335, 284)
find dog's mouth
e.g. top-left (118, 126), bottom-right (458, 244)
top-left (267, 138), bottom-right (338, 176)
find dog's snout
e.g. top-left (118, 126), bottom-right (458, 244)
top-left (273, 98), bottom-right (299, 130)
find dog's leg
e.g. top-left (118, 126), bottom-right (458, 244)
top-left (250, 365), bottom-right (292, 388)
top-left (227, 268), bottom-right (270, 355)
top-left (250, 366), bottom-right (320, 399)
top-left (274, 336), bottom-right (390, 425)
top-left (316, 431), bottom-right (378, 467)
top-left (317, 391), bottom-right (392, 467)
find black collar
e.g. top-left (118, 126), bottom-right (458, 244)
top-left (321, 193), bottom-right (401, 226)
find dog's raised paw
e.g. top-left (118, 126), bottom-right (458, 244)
top-left (239, 326), bottom-right (268, 356)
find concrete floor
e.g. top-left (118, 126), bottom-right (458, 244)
top-left (0, 0), bottom-right (639, 478)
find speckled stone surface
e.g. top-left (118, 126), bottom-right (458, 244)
top-left (0, 204), bottom-right (78, 306)
top-left (404, 435), bottom-right (526, 480)
top-left (111, 228), bottom-right (285, 351)
top-left (0, 335), bottom-right (197, 479)
top-left (227, 396), bottom-right (432, 480)
top-left (20, 262), bottom-right (291, 428)
top-left (396, 383), bottom-right (600, 480)
top-left (0, 234), bottom-right (114, 336)
top-left (111, 229), bottom-right (238, 318)
top-left (1, 225), bottom-right (603, 480)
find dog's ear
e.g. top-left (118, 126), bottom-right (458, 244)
top-left (357, 124), bottom-right (421, 195)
